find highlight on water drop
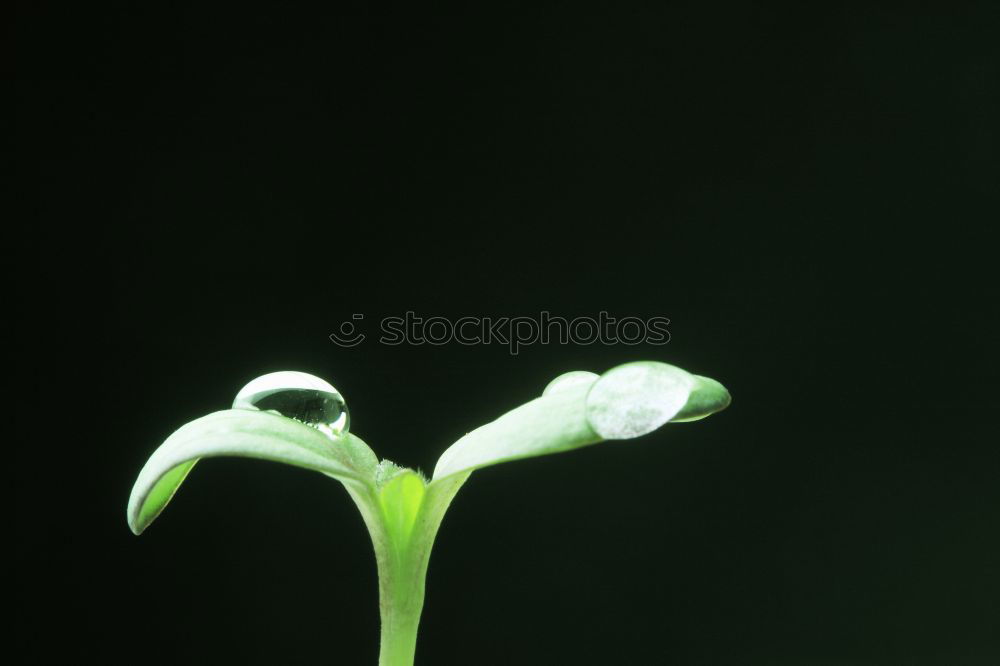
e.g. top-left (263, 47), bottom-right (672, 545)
top-left (233, 371), bottom-right (350, 439)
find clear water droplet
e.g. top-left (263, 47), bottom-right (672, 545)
top-left (585, 362), bottom-right (692, 439)
top-left (233, 371), bottom-right (349, 438)
top-left (543, 370), bottom-right (599, 396)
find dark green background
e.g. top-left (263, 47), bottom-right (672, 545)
top-left (20, 2), bottom-right (997, 664)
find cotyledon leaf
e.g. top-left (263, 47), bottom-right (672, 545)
top-left (127, 409), bottom-right (379, 535)
top-left (430, 361), bottom-right (730, 482)
top-left (431, 377), bottom-right (601, 482)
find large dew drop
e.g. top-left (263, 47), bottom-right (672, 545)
top-left (585, 362), bottom-right (693, 439)
top-left (233, 371), bottom-right (349, 439)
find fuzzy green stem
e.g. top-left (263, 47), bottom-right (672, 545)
top-left (377, 552), bottom-right (428, 666)
top-left (346, 474), bottom-right (470, 666)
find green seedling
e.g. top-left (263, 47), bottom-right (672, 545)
top-left (128, 361), bottom-right (730, 666)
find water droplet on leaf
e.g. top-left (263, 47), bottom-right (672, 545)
top-left (233, 371), bottom-right (349, 438)
top-left (585, 362), bottom-right (692, 439)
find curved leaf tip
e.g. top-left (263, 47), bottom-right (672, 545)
top-left (127, 409), bottom-right (378, 535)
top-left (672, 374), bottom-right (732, 422)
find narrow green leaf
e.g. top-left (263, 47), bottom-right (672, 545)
top-left (431, 361), bottom-right (728, 482)
top-left (431, 378), bottom-right (601, 481)
top-left (127, 409), bottom-right (378, 534)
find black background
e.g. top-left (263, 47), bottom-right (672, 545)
top-left (19, 2), bottom-right (998, 665)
